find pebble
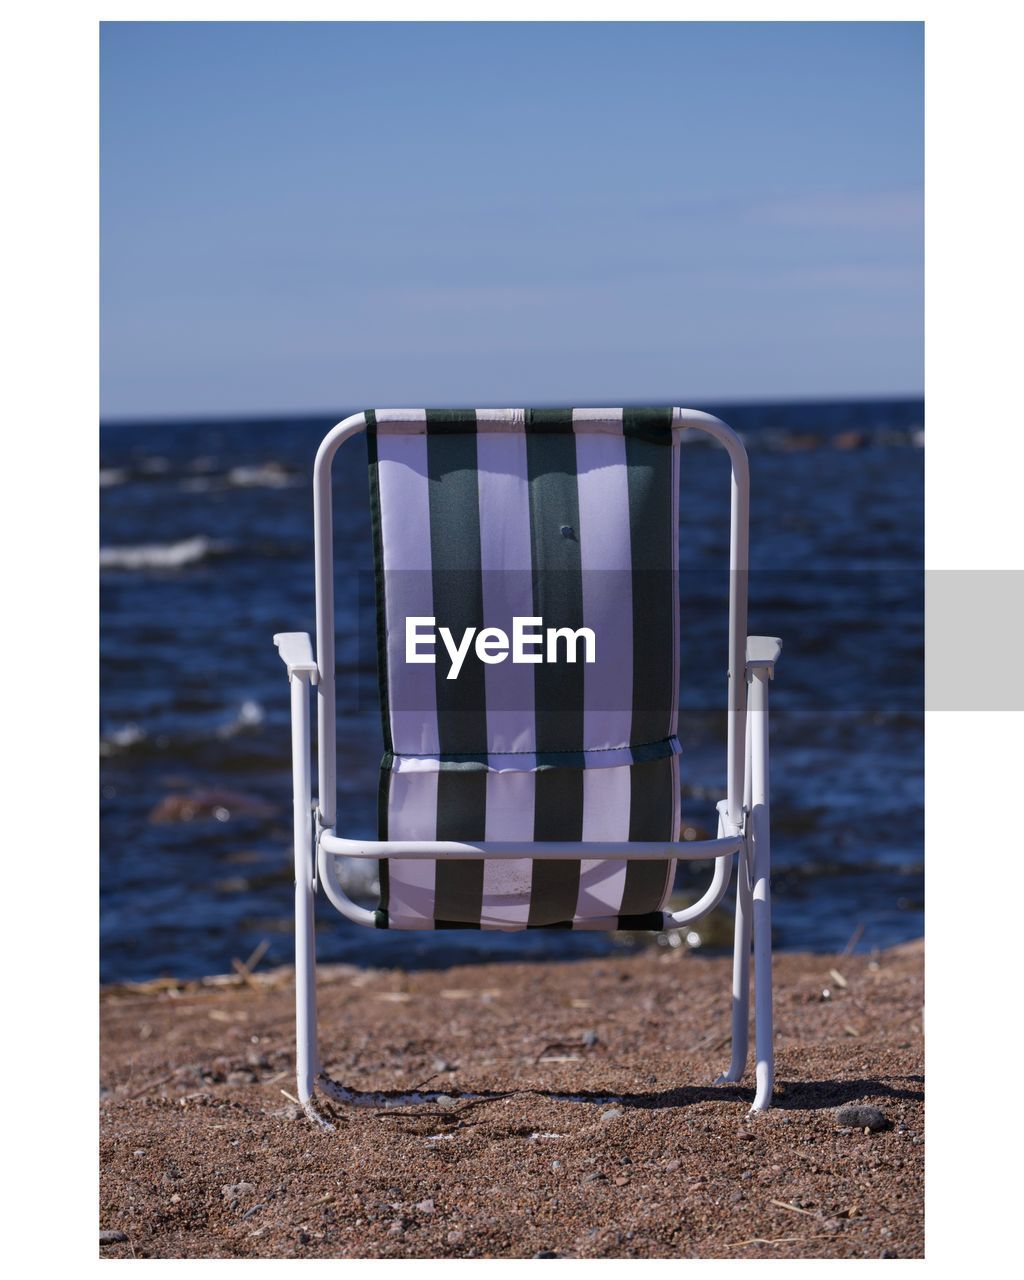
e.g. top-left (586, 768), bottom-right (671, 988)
top-left (447, 1230), bottom-right (464, 1245)
top-left (834, 1105), bottom-right (889, 1132)
top-left (551, 1160), bottom-right (562, 1172)
top-left (432, 1058), bottom-right (455, 1074)
top-left (435, 1094), bottom-right (457, 1110)
top-left (222, 1182), bottom-right (256, 1199)
top-left (583, 1171), bottom-right (607, 1183)
top-left (100, 1231), bottom-right (129, 1245)
top-left (582, 1030), bottom-right (599, 1047)
top-left (665, 1159), bottom-right (681, 1172)
top-left (242, 1204), bottom-right (263, 1221)
top-left (415, 1199), bottom-right (435, 1215)
top-left (534, 1250), bottom-right (560, 1259)
top-left (599, 1107), bottom-right (624, 1124)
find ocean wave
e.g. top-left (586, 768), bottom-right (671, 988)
top-left (217, 700), bottom-right (266, 738)
top-left (100, 467), bottom-right (129, 487)
top-left (100, 722), bottom-right (147, 756)
top-left (226, 462), bottom-right (294, 488)
top-left (100, 535), bottom-right (229, 571)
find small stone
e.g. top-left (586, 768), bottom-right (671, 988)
top-left (534, 1250), bottom-right (560, 1259)
top-left (242, 1204), bottom-right (263, 1221)
top-left (583, 1171), bottom-right (607, 1183)
top-left (415, 1199), bottom-right (435, 1215)
top-left (447, 1230), bottom-right (464, 1245)
top-left (740, 1171), bottom-right (752, 1180)
top-left (582, 1030), bottom-right (599, 1047)
top-left (435, 1094), bottom-right (457, 1110)
top-left (823, 1218), bottom-right (845, 1234)
top-left (599, 1107), bottom-right (624, 1124)
top-left (222, 1182), bottom-right (256, 1199)
top-left (665, 1159), bottom-right (681, 1172)
top-left (551, 1160), bottom-right (562, 1172)
top-left (100, 1231), bottom-right (129, 1245)
top-left (614, 1174), bottom-right (630, 1187)
top-left (834, 1105), bottom-right (888, 1132)
top-left (296, 1230), bottom-right (310, 1245)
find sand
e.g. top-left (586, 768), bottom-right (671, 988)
top-left (99, 939), bottom-right (923, 1258)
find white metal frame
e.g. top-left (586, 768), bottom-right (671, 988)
top-left (273, 408), bottom-right (781, 1127)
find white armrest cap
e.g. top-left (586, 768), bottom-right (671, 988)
top-left (746, 635), bottom-right (782, 672)
top-left (274, 632), bottom-right (319, 682)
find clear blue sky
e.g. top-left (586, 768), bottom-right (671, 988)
top-left (100, 21), bottom-right (923, 419)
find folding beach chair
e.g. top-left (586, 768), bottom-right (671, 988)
top-left (274, 407), bottom-right (781, 1127)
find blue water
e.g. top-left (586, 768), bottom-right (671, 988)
top-left (100, 399), bottom-right (923, 982)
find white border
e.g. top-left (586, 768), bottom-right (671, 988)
top-left (8, 4), bottom-right (1022, 1273)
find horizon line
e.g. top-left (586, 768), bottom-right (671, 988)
top-left (100, 390), bottom-right (925, 429)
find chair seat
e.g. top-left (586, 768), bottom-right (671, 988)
top-left (376, 753), bottom-right (680, 929)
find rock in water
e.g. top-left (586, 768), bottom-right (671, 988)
top-left (834, 1104), bottom-right (889, 1132)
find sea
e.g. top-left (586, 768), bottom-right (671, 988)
top-left (100, 399), bottom-right (923, 982)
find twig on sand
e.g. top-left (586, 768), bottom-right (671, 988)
top-left (280, 1089), bottom-right (300, 1105)
top-left (841, 923), bottom-right (865, 958)
top-left (731, 1235), bottom-right (834, 1248)
top-left (769, 1199), bottom-right (818, 1217)
top-left (231, 939), bottom-right (271, 990)
top-left (124, 1071), bottom-right (177, 1100)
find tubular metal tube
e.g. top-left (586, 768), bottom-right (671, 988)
top-left (673, 410), bottom-right (750, 831)
top-left (749, 668), bottom-right (775, 1111)
top-left (664, 852), bottom-right (733, 926)
top-left (312, 412), bottom-right (369, 830)
top-left (290, 672), bottom-right (319, 1102)
top-left (319, 833), bottom-right (742, 861)
top-left (717, 703), bottom-right (754, 1084)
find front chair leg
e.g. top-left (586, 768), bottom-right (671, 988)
top-left (288, 670), bottom-right (333, 1130)
top-left (749, 667), bottom-right (775, 1111)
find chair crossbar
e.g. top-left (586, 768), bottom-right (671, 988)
top-left (318, 834), bottom-right (742, 861)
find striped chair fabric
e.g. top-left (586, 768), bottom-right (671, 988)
top-left (367, 407), bottom-right (682, 930)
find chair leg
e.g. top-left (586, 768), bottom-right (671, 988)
top-left (749, 669), bottom-right (774, 1112)
top-left (717, 709), bottom-right (754, 1085)
top-left (716, 840), bottom-right (752, 1084)
top-left (295, 852), bottom-right (332, 1129)
top-left (290, 673), bottom-right (333, 1130)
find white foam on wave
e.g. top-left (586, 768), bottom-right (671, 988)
top-left (100, 722), bottom-right (147, 756)
top-left (100, 535), bottom-right (227, 570)
top-left (227, 462), bottom-right (293, 489)
top-left (217, 699), bottom-right (266, 738)
top-left (100, 467), bottom-right (129, 487)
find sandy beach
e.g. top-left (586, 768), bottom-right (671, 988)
top-left (99, 939), bottom-right (923, 1259)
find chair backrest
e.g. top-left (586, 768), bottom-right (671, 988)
top-left (311, 407), bottom-right (750, 930)
top-left (365, 407), bottom-right (682, 928)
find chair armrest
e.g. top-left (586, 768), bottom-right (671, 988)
top-left (274, 632), bottom-right (319, 683)
top-left (746, 635), bottom-right (782, 677)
